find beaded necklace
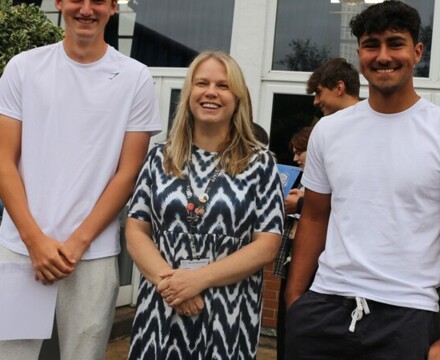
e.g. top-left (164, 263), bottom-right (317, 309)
top-left (185, 155), bottom-right (221, 259)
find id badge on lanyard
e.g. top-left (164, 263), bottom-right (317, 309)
top-left (180, 258), bottom-right (210, 270)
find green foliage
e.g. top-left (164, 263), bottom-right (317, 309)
top-left (0, 0), bottom-right (64, 76)
top-left (280, 38), bottom-right (332, 72)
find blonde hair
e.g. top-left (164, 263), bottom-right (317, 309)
top-left (164, 50), bottom-right (260, 177)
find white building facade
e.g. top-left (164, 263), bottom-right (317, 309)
top-left (39, 0), bottom-right (440, 307)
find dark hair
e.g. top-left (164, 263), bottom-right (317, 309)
top-left (350, 0), bottom-right (421, 45)
top-left (252, 123), bottom-right (269, 146)
top-left (306, 58), bottom-right (360, 98)
top-left (290, 126), bottom-right (314, 153)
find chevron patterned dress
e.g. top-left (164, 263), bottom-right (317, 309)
top-left (127, 144), bottom-right (284, 360)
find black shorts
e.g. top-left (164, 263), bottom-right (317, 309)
top-left (284, 290), bottom-right (439, 360)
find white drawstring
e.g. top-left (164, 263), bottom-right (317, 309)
top-left (349, 297), bottom-right (370, 332)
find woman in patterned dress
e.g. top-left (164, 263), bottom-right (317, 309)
top-left (126, 50), bottom-right (284, 360)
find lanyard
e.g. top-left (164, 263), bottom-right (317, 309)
top-left (185, 159), bottom-right (221, 259)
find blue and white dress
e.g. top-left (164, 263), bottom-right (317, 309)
top-left (127, 143), bottom-right (284, 360)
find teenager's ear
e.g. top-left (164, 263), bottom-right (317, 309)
top-left (54, 0), bottom-right (62, 11)
top-left (336, 80), bottom-right (346, 96)
top-left (110, 0), bottom-right (117, 14)
top-left (414, 41), bottom-right (423, 65)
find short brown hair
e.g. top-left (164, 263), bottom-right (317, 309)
top-left (350, 0), bottom-right (420, 45)
top-left (290, 126), bottom-right (313, 153)
top-left (306, 58), bottom-right (360, 98)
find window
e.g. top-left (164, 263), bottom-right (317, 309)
top-left (272, 0), bottom-right (434, 77)
top-left (127, 0), bottom-right (235, 67)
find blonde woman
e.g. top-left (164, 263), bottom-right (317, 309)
top-left (126, 51), bottom-right (284, 359)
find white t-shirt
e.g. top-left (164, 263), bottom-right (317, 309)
top-left (303, 98), bottom-right (440, 312)
top-left (0, 42), bottom-right (162, 259)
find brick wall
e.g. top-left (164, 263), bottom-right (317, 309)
top-left (261, 262), bottom-right (281, 330)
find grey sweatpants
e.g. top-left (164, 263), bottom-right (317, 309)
top-left (0, 244), bottom-right (119, 360)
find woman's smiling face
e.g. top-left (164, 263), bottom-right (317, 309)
top-left (189, 58), bottom-right (237, 130)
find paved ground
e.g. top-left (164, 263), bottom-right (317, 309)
top-left (106, 334), bottom-right (277, 359)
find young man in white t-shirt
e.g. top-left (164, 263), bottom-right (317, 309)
top-left (284, 1), bottom-right (440, 359)
top-left (0, 0), bottom-right (161, 358)
top-left (275, 58), bottom-right (360, 360)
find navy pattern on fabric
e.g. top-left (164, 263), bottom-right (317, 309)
top-left (127, 144), bottom-right (284, 360)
